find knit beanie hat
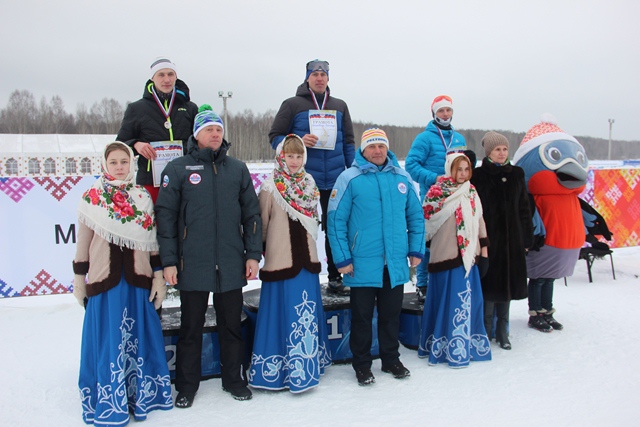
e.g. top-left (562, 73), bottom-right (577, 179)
top-left (193, 104), bottom-right (224, 139)
top-left (360, 128), bottom-right (389, 152)
top-left (482, 131), bottom-right (509, 157)
top-left (431, 95), bottom-right (453, 116)
top-left (150, 57), bottom-right (177, 79)
top-left (512, 114), bottom-right (581, 164)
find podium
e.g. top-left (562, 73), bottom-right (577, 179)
top-left (161, 305), bottom-right (250, 380)
top-left (243, 286), bottom-right (425, 364)
top-left (161, 287), bottom-right (425, 377)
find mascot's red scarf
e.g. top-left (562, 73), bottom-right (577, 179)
top-left (528, 170), bottom-right (585, 249)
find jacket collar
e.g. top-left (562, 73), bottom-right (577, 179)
top-left (187, 135), bottom-right (230, 163)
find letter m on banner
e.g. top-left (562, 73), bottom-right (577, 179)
top-left (56, 224), bottom-right (76, 244)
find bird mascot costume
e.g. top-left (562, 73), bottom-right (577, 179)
top-left (512, 114), bottom-right (589, 333)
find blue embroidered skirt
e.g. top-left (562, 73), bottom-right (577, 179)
top-left (79, 273), bottom-right (172, 426)
top-left (418, 265), bottom-right (492, 368)
top-left (248, 268), bottom-right (332, 393)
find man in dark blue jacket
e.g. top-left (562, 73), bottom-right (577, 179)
top-left (156, 105), bottom-right (262, 408)
top-left (269, 59), bottom-right (355, 295)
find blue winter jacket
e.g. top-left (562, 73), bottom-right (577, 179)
top-left (268, 83), bottom-right (355, 190)
top-left (405, 121), bottom-right (467, 201)
top-left (327, 149), bottom-right (425, 288)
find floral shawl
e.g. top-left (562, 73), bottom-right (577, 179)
top-left (77, 142), bottom-right (159, 252)
top-left (423, 175), bottom-right (482, 277)
top-left (260, 137), bottom-right (320, 240)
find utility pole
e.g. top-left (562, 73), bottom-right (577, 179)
top-left (218, 91), bottom-right (233, 140)
top-left (608, 118), bottom-right (615, 160)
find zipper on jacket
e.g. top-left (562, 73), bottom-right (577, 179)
top-left (351, 231), bottom-right (359, 251)
top-left (213, 161), bottom-right (220, 293)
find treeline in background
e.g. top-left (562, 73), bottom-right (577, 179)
top-left (1, 90), bottom-right (638, 161)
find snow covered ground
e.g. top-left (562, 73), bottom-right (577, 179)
top-left (2, 247), bottom-right (639, 427)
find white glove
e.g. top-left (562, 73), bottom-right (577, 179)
top-left (149, 270), bottom-right (167, 310)
top-left (73, 275), bottom-right (87, 307)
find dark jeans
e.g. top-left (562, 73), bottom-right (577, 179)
top-left (528, 278), bottom-right (555, 313)
top-left (350, 267), bottom-right (403, 370)
top-left (175, 288), bottom-right (246, 394)
top-left (320, 189), bottom-right (339, 281)
top-left (484, 301), bottom-right (510, 342)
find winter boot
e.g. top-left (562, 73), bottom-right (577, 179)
top-left (543, 309), bottom-right (564, 330)
top-left (528, 312), bottom-right (552, 333)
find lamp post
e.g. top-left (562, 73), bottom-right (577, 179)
top-left (218, 91), bottom-right (232, 140)
top-left (608, 118), bottom-right (615, 160)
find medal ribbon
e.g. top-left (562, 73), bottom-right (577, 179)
top-left (309, 88), bottom-right (327, 110)
top-left (148, 86), bottom-right (176, 171)
top-left (437, 127), bottom-right (454, 151)
top-left (151, 85), bottom-right (176, 138)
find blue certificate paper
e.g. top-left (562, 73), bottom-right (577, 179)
top-left (150, 140), bottom-right (183, 187)
top-left (309, 110), bottom-right (337, 150)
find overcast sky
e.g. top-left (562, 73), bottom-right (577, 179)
top-left (1, 0), bottom-right (638, 141)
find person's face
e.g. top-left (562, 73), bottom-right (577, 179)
top-left (489, 145), bottom-right (509, 164)
top-left (453, 160), bottom-right (471, 184)
top-left (435, 107), bottom-right (453, 121)
top-left (307, 71), bottom-right (328, 94)
top-left (106, 149), bottom-right (130, 180)
top-left (152, 68), bottom-right (177, 94)
top-left (362, 143), bottom-right (388, 166)
top-left (284, 152), bottom-right (304, 174)
top-left (196, 125), bottom-right (224, 151)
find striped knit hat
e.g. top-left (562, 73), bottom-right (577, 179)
top-left (360, 128), bottom-right (389, 152)
top-left (512, 114), bottom-right (581, 164)
top-left (193, 104), bottom-right (224, 138)
top-left (150, 56), bottom-right (177, 79)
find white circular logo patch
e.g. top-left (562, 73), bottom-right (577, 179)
top-left (189, 173), bottom-right (202, 185)
top-left (397, 182), bottom-right (407, 194)
top-left (162, 175), bottom-right (169, 188)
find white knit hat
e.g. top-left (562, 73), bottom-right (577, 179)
top-left (150, 57), bottom-right (177, 79)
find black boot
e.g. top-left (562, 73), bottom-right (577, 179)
top-left (528, 312), bottom-right (552, 333)
top-left (543, 311), bottom-right (564, 330)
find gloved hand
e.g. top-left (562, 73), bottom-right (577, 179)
top-left (477, 256), bottom-right (489, 278)
top-left (529, 234), bottom-right (546, 252)
top-left (149, 270), bottom-right (167, 310)
top-left (73, 275), bottom-right (87, 307)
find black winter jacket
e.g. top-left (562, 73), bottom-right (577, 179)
top-left (117, 79), bottom-right (198, 185)
top-left (471, 159), bottom-right (533, 302)
top-left (155, 137), bottom-right (262, 293)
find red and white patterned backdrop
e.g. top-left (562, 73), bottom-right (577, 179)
top-left (2, 162), bottom-right (635, 298)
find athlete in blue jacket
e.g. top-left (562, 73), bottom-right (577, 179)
top-left (405, 95), bottom-right (466, 300)
top-left (327, 129), bottom-right (424, 386)
top-left (269, 60), bottom-right (355, 295)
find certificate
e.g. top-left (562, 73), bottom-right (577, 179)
top-left (309, 110), bottom-right (337, 150)
top-left (150, 140), bottom-right (183, 187)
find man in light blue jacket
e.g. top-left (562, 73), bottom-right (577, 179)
top-left (327, 128), bottom-right (425, 386)
top-left (405, 95), bottom-right (466, 301)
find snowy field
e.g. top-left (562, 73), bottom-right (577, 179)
top-left (1, 247), bottom-right (639, 427)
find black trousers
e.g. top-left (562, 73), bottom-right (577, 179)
top-left (349, 267), bottom-right (403, 370)
top-left (320, 189), bottom-right (339, 281)
top-left (175, 288), bottom-right (246, 394)
top-left (484, 301), bottom-right (510, 343)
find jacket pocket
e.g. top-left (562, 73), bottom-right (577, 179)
top-left (351, 230), bottom-right (359, 253)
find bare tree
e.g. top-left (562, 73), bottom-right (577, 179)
top-left (89, 98), bottom-right (123, 134)
top-left (0, 90), bottom-right (38, 133)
